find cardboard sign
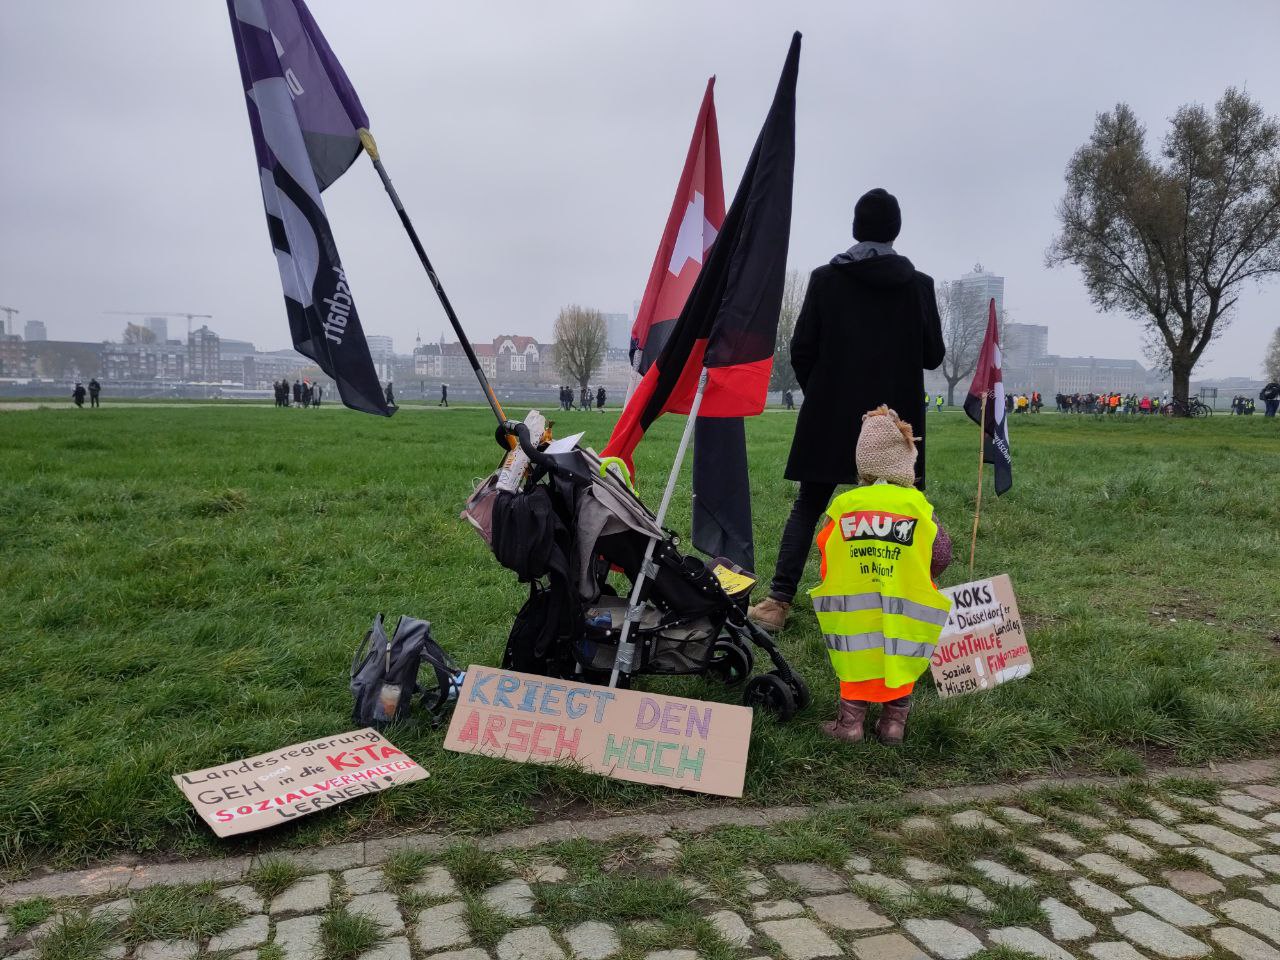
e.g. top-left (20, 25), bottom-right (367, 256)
top-left (444, 666), bottom-right (752, 797)
top-left (174, 729), bottom-right (429, 837)
top-left (929, 574), bottom-right (1032, 698)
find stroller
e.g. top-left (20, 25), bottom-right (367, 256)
top-left (465, 417), bottom-right (810, 721)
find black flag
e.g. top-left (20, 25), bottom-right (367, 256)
top-left (693, 417), bottom-right (756, 570)
top-left (226, 0), bottom-right (392, 416)
top-left (691, 34), bottom-right (800, 570)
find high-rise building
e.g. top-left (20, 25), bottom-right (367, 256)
top-left (1004, 323), bottom-right (1048, 370)
top-left (366, 335), bottom-right (394, 360)
top-left (955, 263), bottom-right (1004, 319)
top-left (365, 335), bottom-right (394, 380)
top-left (187, 325), bottom-right (221, 381)
top-left (603, 312), bottom-right (630, 351)
top-left (143, 317), bottom-right (169, 342)
top-left (24, 319), bottom-right (47, 341)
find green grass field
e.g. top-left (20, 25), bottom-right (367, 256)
top-left (2, 402), bottom-right (1278, 872)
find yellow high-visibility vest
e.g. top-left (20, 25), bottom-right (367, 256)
top-left (810, 483), bottom-right (951, 690)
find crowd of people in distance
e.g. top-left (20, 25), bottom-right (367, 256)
top-left (1230, 395), bottom-right (1258, 415)
top-left (274, 378), bottom-right (324, 408)
top-left (273, 379), bottom-right (395, 409)
top-left (1055, 391), bottom-right (1169, 415)
top-left (71, 378), bottom-right (102, 408)
top-left (1006, 391), bottom-right (1044, 414)
top-left (559, 384), bottom-right (607, 411)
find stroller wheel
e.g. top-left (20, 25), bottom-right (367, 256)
top-left (743, 671), bottom-right (797, 721)
top-left (707, 638), bottom-right (753, 687)
top-left (785, 670), bottom-right (811, 711)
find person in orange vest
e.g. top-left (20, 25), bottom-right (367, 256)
top-left (810, 407), bottom-right (953, 745)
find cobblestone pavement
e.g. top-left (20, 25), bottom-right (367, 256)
top-left (5, 761), bottom-right (1280, 960)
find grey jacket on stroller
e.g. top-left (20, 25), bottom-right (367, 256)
top-left (465, 419), bottom-right (809, 720)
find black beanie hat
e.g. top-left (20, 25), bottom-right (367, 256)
top-left (852, 188), bottom-right (902, 243)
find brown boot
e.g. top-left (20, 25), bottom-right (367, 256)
top-left (876, 696), bottom-right (912, 745)
top-left (820, 699), bottom-right (867, 743)
top-left (747, 596), bottom-right (791, 633)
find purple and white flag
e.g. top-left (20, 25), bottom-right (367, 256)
top-left (226, 0), bottom-right (390, 415)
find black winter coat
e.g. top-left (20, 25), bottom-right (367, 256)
top-left (785, 253), bottom-right (945, 486)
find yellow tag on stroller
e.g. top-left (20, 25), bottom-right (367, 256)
top-left (711, 563), bottom-right (756, 597)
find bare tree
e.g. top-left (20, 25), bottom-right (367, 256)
top-left (770, 268), bottom-right (807, 392)
top-left (937, 280), bottom-right (988, 405)
top-left (553, 304), bottom-right (607, 393)
top-left (1048, 89), bottom-right (1280, 409)
top-left (1265, 327), bottom-right (1280, 381)
top-left (123, 322), bottom-right (157, 345)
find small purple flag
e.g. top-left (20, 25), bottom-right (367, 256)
top-left (226, 0), bottom-right (390, 416)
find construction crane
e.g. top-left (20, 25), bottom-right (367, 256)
top-left (0, 305), bottom-right (17, 337)
top-left (104, 310), bottom-right (213, 339)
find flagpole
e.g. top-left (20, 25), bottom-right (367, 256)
top-left (968, 391), bottom-right (987, 577)
top-left (622, 355), bottom-right (641, 408)
top-left (358, 130), bottom-right (508, 432)
top-left (608, 368), bottom-right (708, 688)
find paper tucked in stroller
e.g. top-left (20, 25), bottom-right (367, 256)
top-left (465, 418), bottom-right (810, 720)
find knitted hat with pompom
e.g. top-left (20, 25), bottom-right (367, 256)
top-left (856, 405), bottom-right (918, 486)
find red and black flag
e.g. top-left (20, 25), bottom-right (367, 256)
top-left (604, 33), bottom-right (800, 566)
top-left (964, 298), bottom-right (1013, 495)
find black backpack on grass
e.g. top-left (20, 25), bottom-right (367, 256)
top-left (350, 614), bottom-right (461, 728)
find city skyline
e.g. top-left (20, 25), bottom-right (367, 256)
top-left (2, 2), bottom-right (1279, 380)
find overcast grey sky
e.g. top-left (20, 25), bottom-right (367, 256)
top-left (2, 1), bottom-right (1278, 377)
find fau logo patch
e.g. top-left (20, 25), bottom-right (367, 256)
top-left (839, 511), bottom-right (917, 545)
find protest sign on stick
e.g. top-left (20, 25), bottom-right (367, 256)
top-left (174, 729), bottom-right (428, 838)
top-left (444, 666), bottom-right (752, 797)
top-left (929, 574), bottom-right (1031, 698)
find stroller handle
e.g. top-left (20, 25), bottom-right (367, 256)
top-left (503, 420), bottom-right (555, 470)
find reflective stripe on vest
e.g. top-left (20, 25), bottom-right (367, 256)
top-left (823, 632), bottom-right (937, 659)
top-left (809, 483), bottom-right (951, 690)
top-left (814, 593), bottom-right (950, 626)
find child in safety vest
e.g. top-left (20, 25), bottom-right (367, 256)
top-left (810, 406), bottom-right (953, 745)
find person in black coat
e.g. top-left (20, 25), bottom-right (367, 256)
top-left (748, 188), bottom-right (945, 633)
top-left (1261, 381), bottom-right (1280, 417)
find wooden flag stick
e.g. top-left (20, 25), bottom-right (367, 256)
top-left (968, 391), bottom-right (988, 577)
